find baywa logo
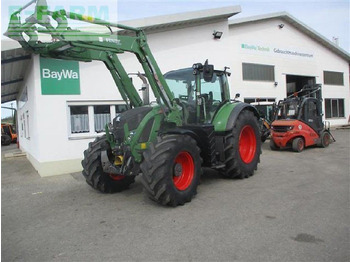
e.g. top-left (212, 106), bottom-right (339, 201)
top-left (42, 68), bottom-right (79, 81)
top-left (40, 57), bottom-right (80, 95)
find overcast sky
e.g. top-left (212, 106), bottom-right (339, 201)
top-left (1, 0), bottom-right (349, 114)
top-left (120, 0), bottom-right (349, 51)
top-left (1, 0), bottom-right (349, 51)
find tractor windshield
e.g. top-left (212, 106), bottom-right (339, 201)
top-left (277, 100), bottom-right (299, 120)
top-left (164, 68), bottom-right (223, 102)
top-left (164, 68), bottom-right (224, 123)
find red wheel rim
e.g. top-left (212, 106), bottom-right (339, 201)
top-left (173, 151), bottom-right (194, 191)
top-left (239, 125), bottom-right (257, 164)
top-left (109, 174), bottom-right (125, 181)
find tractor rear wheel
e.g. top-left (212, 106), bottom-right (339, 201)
top-left (221, 110), bottom-right (261, 179)
top-left (140, 135), bottom-right (202, 206)
top-left (292, 137), bottom-right (304, 152)
top-left (81, 135), bottom-right (135, 193)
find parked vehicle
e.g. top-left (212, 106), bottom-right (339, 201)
top-left (1, 124), bottom-right (17, 144)
top-left (270, 84), bottom-right (335, 152)
top-left (1, 127), bottom-right (12, 146)
top-left (6, 0), bottom-right (262, 206)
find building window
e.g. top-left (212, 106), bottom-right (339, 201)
top-left (323, 71), bottom-right (344, 86)
top-left (325, 99), bottom-right (345, 118)
top-left (68, 102), bottom-right (126, 137)
top-left (94, 105), bottom-right (110, 133)
top-left (70, 106), bottom-right (89, 133)
top-left (244, 98), bottom-right (276, 103)
top-left (242, 63), bottom-right (275, 82)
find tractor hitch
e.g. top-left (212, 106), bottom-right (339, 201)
top-left (101, 150), bottom-right (122, 175)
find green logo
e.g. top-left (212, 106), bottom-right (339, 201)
top-left (40, 57), bottom-right (80, 95)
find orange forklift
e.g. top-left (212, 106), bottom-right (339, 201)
top-left (270, 84), bottom-right (335, 152)
top-left (1, 123), bottom-right (17, 145)
top-left (1, 106), bottom-right (17, 146)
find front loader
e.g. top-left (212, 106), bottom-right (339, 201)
top-left (6, 0), bottom-right (262, 206)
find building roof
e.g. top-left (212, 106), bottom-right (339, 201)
top-left (1, 5), bottom-right (241, 104)
top-left (1, 48), bottom-right (31, 103)
top-left (119, 5), bottom-right (241, 34)
top-left (229, 12), bottom-right (350, 62)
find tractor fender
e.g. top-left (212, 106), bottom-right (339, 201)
top-left (162, 128), bottom-right (202, 145)
top-left (212, 102), bottom-right (259, 132)
top-left (162, 127), bottom-right (215, 166)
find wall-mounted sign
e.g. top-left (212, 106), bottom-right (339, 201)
top-left (241, 43), bottom-right (314, 58)
top-left (40, 57), bottom-right (80, 95)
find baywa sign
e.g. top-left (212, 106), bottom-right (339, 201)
top-left (40, 57), bottom-right (80, 95)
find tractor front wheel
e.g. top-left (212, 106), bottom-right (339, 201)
top-left (140, 135), bottom-right (202, 206)
top-left (221, 110), bottom-right (261, 179)
top-left (81, 135), bottom-right (135, 193)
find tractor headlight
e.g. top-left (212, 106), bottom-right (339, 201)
top-left (286, 126), bottom-right (294, 131)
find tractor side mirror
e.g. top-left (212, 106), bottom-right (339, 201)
top-left (203, 60), bottom-right (214, 82)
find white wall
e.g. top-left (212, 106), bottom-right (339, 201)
top-left (17, 57), bottom-right (40, 159)
top-left (228, 18), bottom-right (350, 125)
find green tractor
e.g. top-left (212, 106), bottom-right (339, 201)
top-left (6, 0), bottom-right (262, 206)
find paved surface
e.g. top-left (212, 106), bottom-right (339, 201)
top-left (2, 130), bottom-right (349, 262)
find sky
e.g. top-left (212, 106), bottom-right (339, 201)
top-left (1, 0), bottom-right (349, 51)
top-left (1, 0), bottom-right (349, 116)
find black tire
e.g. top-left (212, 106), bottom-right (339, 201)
top-left (221, 110), bottom-right (261, 179)
top-left (319, 131), bottom-right (331, 148)
top-left (81, 135), bottom-right (135, 193)
top-left (1, 135), bottom-right (11, 146)
top-left (292, 137), bottom-right (304, 152)
top-left (269, 139), bottom-right (278, 150)
top-left (140, 135), bottom-right (202, 207)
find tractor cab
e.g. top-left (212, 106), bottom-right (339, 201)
top-left (164, 63), bottom-right (230, 124)
top-left (271, 84), bottom-right (334, 152)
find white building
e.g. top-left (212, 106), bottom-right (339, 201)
top-left (1, 6), bottom-right (349, 177)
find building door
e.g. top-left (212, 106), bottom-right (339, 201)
top-left (286, 75), bottom-right (316, 97)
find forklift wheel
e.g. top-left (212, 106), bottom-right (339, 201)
top-left (292, 137), bottom-right (304, 152)
top-left (320, 131), bottom-right (331, 148)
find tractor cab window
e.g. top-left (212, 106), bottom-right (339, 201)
top-left (164, 68), bottom-right (223, 124)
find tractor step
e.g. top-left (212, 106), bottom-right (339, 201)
top-left (211, 163), bottom-right (226, 169)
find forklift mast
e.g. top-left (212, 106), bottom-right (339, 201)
top-left (5, 0), bottom-right (181, 124)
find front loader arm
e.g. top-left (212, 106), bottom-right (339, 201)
top-left (5, 0), bottom-right (179, 120)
